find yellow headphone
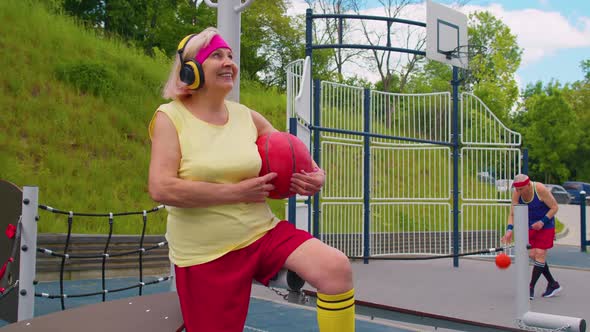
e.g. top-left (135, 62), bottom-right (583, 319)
top-left (177, 34), bottom-right (205, 90)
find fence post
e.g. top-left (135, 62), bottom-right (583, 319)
top-left (451, 66), bottom-right (460, 268)
top-left (581, 190), bottom-right (587, 252)
top-left (362, 87), bottom-right (371, 263)
top-left (312, 79), bottom-right (321, 238)
top-left (18, 186), bottom-right (38, 321)
top-left (288, 117), bottom-right (298, 226)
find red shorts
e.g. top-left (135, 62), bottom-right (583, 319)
top-left (528, 228), bottom-right (555, 250)
top-left (174, 220), bottom-right (312, 332)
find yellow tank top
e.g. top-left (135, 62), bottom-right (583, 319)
top-left (149, 100), bottom-right (279, 267)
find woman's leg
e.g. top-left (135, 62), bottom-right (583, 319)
top-left (174, 250), bottom-right (256, 332)
top-left (529, 248), bottom-right (546, 296)
top-left (284, 238), bottom-right (352, 293)
top-left (284, 238), bottom-right (355, 332)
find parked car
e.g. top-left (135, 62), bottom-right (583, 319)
top-left (562, 181), bottom-right (590, 204)
top-left (544, 184), bottom-right (573, 204)
top-left (495, 179), bottom-right (514, 192)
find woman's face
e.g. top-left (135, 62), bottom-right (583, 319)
top-left (201, 48), bottom-right (238, 91)
top-left (515, 183), bottom-right (533, 197)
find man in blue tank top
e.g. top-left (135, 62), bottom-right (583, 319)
top-left (501, 174), bottom-right (562, 300)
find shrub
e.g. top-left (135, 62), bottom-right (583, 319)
top-left (56, 61), bottom-right (116, 97)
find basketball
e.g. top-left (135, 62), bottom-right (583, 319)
top-left (495, 253), bottom-right (511, 269)
top-left (256, 132), bottom-right (313, 199)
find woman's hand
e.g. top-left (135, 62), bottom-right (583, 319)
top-left (501, 230), bottom-right (513, 244)
top-left (290, 167), bottom-right (326, 196)
top-left (235, 173), bottom-right (277, 203)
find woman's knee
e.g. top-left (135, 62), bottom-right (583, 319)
top-left (286, 241), bottom-right (353, 292)
top-left (535, 251), bottom-right (547, 262)
top-left (330, 250), bottom-right (353, 279)
top-left (317, 249), bottom-right (353, 291)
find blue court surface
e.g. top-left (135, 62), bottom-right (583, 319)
top-left (0, 277), bottom-right (411, 331)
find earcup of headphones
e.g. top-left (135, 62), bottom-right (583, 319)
top-left (179, 60), bottom-right (204, 90)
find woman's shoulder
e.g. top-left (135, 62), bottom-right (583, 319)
top-left (535, 181), bottom-right (548, 191)
top-left (225, 100), bottom-right (256, 122)
top-left (157, 100), bottom-right (183, 113)
top-left (225, 100), bottom-right (253, 113)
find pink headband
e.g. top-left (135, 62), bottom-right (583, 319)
top-left (195, 35), bottom-right (231, 64)
top-left (513, 177), bottom-right (530, 188)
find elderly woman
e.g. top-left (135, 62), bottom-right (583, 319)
top-left (502, 174), bottom-right (562, 300)
top-left (148, 27), bottom-right (355, 332)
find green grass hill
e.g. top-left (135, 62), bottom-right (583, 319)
top-left (0, 0), bottom-right (288, 234)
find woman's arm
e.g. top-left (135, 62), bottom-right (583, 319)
top-left (250, 110), bottom-right (325, 196)
top-left (537, 183), bottom-right (559, 218)
top-left (250, 110), bottom-right (278, 136)
top-left (148, 112), bottom-right (275, 208)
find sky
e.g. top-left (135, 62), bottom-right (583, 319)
top-left (287, 0), bottom-right (590, 89)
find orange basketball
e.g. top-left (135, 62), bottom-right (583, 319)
top-left (495, 253), bottom-right (511, 269)
top-left (257, 132), bottom-right (313, 199)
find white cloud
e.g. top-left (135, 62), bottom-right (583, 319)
top-left (458, 4), bottom-right (590, 67)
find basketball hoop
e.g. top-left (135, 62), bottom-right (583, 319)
top-left (439, 43), bottom-right (487, 88)
top-left (441, 44), bottom-right (487, 62)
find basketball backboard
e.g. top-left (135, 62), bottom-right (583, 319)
top-left (426, 0), bottom-right (468, 69)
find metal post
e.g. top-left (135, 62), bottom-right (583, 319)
top-left (451, 66), bottom-right (460, 267)
top-left (288, 117), bottom-right (298, 225)
top-left (305, 9), bottom-right (313, 59)
top-left (18, 187), bottom-right (38, 321)
top-left (204, 0), bottom-right (254, 102)
top-left (514, 204), bottom-right (529, 320)
top-left (581, 190), bottom-right (587, 252)
top-left (363, 88), bottom-right (371, 264)
top-left (312, 79), bottom-right (321, 238)
top-left (307, 10), bottom-right (318, 238)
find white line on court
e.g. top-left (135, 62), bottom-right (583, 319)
top-left (244, 326), bottom-right (269, 332)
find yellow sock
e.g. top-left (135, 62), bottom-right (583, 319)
top-left (317, 288), bottom-right (355, 332)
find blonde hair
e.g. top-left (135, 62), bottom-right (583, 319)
top-left (162, 27), bottom-right (220, 100)
top-left (513, 174), bottom-right (529, 182)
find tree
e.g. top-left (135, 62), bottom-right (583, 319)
top-left (57, 0), bottom-right (304, 88)
top-left (305, 0), bottom-right (366, 80)
top-left (404, 60), bottom-right (451, 93)
top-left (514, 82), bottom-right (580, 183)
top-left (352, 0), bottom-right (424, 93)
top-left (561, 59), bottom-right (590, 180)
top-left (240, 0), bottom-right (305, 88)
top-left (468, 11), bottom-right (522, 122)
top-left (61, 0), bottom-right (203, 56)
top-left (581, 59), bottom-right (590, 82)
top-left (63, 0), bottom-right (104, 28)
